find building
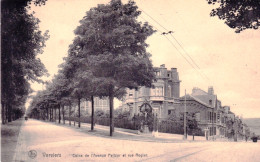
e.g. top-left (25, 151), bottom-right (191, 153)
top-left (175, 94), bottom-right (214, 137)
top-left (80, 97), bottom-right (109, 114)
top-left (176, 87), bottom-right (228, 138)
top-left (122, 64), bottom-right (181, 119)
top-left (192, 87), bottom-right (228, 138)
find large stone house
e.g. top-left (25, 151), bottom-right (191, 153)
top-left (121, 64), bottom-right (181, 119)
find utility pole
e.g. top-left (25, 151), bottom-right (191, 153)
top-left (183, 89), bottom-right (187, 140)
top-left (212, 108), bottom-right (214, 141)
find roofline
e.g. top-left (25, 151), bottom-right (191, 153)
top-left (179, 94), bottom-right (214, 108)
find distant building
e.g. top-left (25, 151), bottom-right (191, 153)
top-left (223, 106), bottom-right (230, 114)
top-left (122, 64), bottom-right (181, 119)
top-left (80, 97), bottom-right (109, 114)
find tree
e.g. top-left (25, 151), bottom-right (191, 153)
top-left (71, 71), bottom-right (103, 130)
top-left (46, 72), bottom-right (73, 124)
top-left (71, 0), bottom-right (156, 136)
top-left (27, 90), bottom-right (51, 120)
top-left (207, 0), bottom-right (260, 33)
top-left (1, 0), bottom-right (49, 123)
top-left (179, 112), bottom-right (202, 138)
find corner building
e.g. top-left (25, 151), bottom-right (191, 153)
top-left (122, 64), bottom-right (181, 119)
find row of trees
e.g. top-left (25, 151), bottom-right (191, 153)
top-left (27, 0), bottom-right (156, 136)
top-left (2, 0), bottom-right (259, 124)
top-left (1, 0), bottom-right (49, 124)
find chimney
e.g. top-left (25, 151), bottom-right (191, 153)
top-left (208, 86), bottom-right (214, 95)
top-left (192, 87), bottom-right (198, 94)
top-left (171, 68), bottom-right (177, 72)
top-left (160, 64), bottom-right (165, 68)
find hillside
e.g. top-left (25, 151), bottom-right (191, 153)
top-left (243, 118), bottom-right (260, 136)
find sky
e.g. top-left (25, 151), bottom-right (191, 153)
top-left (29, 0), bottom-right (260, 118)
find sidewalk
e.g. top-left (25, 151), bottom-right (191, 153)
top-left (1, 118), bottom-right (24, 162)
top-left (44, 119), bottom-right (208, 143)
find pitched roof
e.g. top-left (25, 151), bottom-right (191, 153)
top-left (179, 94), bottom-right (213, 108)
top-left (191, 88), bottom-right (208, 96)
top-left (192, 94), bottom-right (217, 108)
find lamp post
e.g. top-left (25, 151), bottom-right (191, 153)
top-left (183, 89), bottom-right (187, 140)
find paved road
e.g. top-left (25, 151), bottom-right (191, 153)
top-left (13, 119), bottom-right (260, 162)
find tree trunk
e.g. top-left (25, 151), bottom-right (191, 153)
top-left (62, 105), bottom-right (65, 124)
top-left (50, 108), bottom-right (52, 121)
top-left (47, 108), bottom-right (49, 121)
top-left (8, 103), bottom-right (12, 122)
top-left (49, 108), bottom-right (51, 121)
top-left (78, 98), bottom-right (81, 128)
top-left (69, 104), bottom-right (71, 126)
top-left (6, 103), bottom-right (8, 123)
top-left (45, 109), bottom-right (48, 121)
top-left (55, 108), bottom-right (56, 122)
top-left (74, 105), bottom-right (76, 126)
top-left (5, 104), bottom-right (7, 123)
top-left (2, 103), bottom-right (5, 124)
top-left (109, 94), bottom-right (114, 136)
top-left (91, 96), bottom-right (94, 131)
top-left (52, 108), bottom-right (54, 121)
top-left (58, 105), bottom-right (61, 124)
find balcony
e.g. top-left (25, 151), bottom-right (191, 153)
top-left (150, 96), bottom-right (164, 101)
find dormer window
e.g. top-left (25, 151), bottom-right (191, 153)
top-left (209, 100), bottom-right (212, 105)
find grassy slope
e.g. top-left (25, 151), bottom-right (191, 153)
top-left (1, 118), bottom-right (24, 162)
top-left (243, 118), bottom-right (260, 136)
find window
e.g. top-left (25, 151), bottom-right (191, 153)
top-left (155, 71), bottom-right (159, 76)
top-left (129, 93), bottom-right (133, 96)
top-left (151, 87), bottom-right (163, 96)
top-left (94, 98), bottom-right (98, 106)
top-left (138, 89), bottom-right (142, 96)
top-left (153, 107), bottom-right (159, 117)
top-left (167, 85), bottom-right (171, 97)
top-left (168, 110), bottom-right (171, 115)
top-left (158, 87), bottom-right (163, 96)
top-left (151, 88), bottom-right (155, 96)
top-left (209, 100), bottom-right (212, 105)
top-left (195, 113), bottom-right (200, 121)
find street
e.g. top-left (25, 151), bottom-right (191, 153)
top-left (13, 119), bottom-right (260, 162)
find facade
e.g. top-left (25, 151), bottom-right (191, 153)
top-left (80, 97), bottom-right (109, 114)
top-left (175, 94), bottom-right (215, 137)
top-left (191, 87), bottom-right (227, 138)
top-left (176, 87), bottom-right (228, 138)
top-left (122, 64), bottom-right (181, 119)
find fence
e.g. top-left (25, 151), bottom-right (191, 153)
top-left (64, 116), bottom-right (204, 136)
top-left (64, 116), bottom-right (138, 130)
top-left (158, 120), bottom-right (184, 134)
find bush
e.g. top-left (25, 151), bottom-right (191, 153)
top-left (64, 115), bottom-right (204, 136)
